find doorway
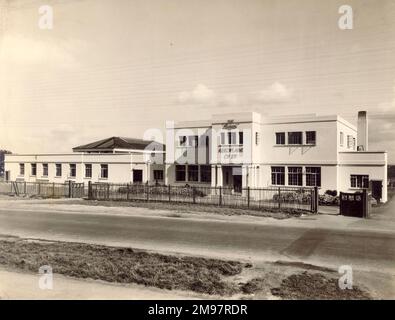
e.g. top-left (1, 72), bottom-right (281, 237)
top-left (371, 180), bottom-right (383, 203)
top-left (233, 175), bottom-right (242, 193)
top-left (133, 170), bottom-right (143, 183)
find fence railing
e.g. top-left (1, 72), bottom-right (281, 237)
top-left (0, 181), bottom-right (86, 198)
top-left (89, 183), bottom-right (319, 213)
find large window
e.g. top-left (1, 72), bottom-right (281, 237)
top-left (351, 175), bottom-right (369, 189)
top-left (306, 167), bottom-right (321, 187)
top-left (200, 165), bottom-right (211, 183)
top-left (153, 170), bottom-right (164, 181)
top-left (276, 132), bottom-right (285, 145)
top-left (179, 136), bottom-right (187, 146)
top-left (188, 165), bottom-right (199, 182)
top-left (100, 164), bottom-right (108, 179)
top-left (288, 167), bottom-right (303, 186)
top-left (19, 163), bottom-right (25, 175)
top-left (271, 167), bottom-right (285, 185)
top-left (85, 164), bottom-right (92, 178)
top-left (288, 132), bottom-right (303, 145)
top-left (42, 163), bottom-right (48, 176)
top-left (175, 165), bottom-right (186, 181)
top-left (31, 163), bottom-right (37, 176)
top-left (306, 131), bottom-right (316, 145)
top-left (69, 164), bottom-right (76, 178)
top-left (55, 164), bottom-right (62, 177)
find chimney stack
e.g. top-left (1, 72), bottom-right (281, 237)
top-left (357, 111), bottom-right (368, 151)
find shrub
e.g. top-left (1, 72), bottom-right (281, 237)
top-left (324, 190), bottom-right (338, 197)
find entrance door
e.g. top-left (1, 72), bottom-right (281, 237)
top-left (371, 180), bottom-right (383, 203)
top-left (133, 170), bottom-right (143, 183)
top-left (233, 175), bottom-right (242, 193)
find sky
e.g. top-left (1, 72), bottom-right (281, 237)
top-left (0, 0), bottom-right (394, 162)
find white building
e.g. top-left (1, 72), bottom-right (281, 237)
top-left (4, 111), bottom-right (388, 202)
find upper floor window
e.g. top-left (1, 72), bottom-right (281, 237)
top-left (276, 132), bottom-right (285, 145)
top-left (220, 132), bottom-right (225, 145)
top-left (69, 164), bottom-right (76, 178)
top-left (255, 132), bottom-right (260, 145)
top-left (31, 163), bottom-right (37, 176)
top-left (288, 167), bottom-right (303, 186)
top-left (239, 132), bottom-right (244, 145)
top-left (100, 164), bottom-right (108, 179)
top-left (227, 132), bottom-right (236, 145)
top-left (175, 165), bottom-right (186, 182)
top-left (351, 175), bottom-right (369, 189)
top-left (179, 136), bottom-right (187, 146)
top-left (306, 167), bottom-right (321, 187)
top-left (271, 166), bottom-right (285, 185)
top-left (305, 131), bottom-right (316, 145)
top-left (19, 163), bottom-right (25, 175)
top-left (85, 164), bottom-right (92, 178)
top-left (188, 136), bottom-right (198, 147)
top-left (340, 132), bottom-right (344, 146)
top-left (288, 132), bottom-right (303, 145)
top-left (55, 164), bottom-right (62, 177)
top-left (42, 163), bottom-right (48, 176)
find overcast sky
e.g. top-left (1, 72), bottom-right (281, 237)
top-left (0, 0), bottom-right (394, 162)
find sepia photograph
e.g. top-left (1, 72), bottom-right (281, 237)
top-left (0, 0), bottom-right (394, 310)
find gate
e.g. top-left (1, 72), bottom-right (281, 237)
top-left (339, 190), bottom-right (370, 218)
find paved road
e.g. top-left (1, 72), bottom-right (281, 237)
top-left (0, 204), bottom-right (394, 274)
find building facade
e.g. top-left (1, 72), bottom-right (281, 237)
top-left (4, 111), bottom-right (388, 202)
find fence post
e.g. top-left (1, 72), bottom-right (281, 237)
top-left (68, 181), bottom-right (72, 198)
top-left (192, 187), bottom-right (196, 204)
top-left (24, 182), bottom-right (27, 195)
top-left (38, 183), bottom-right (41, 196)
top-left (88, 181), bottom-right (92, 200)
top-left (126, 183), bottom-right (130, 201)
top-left (107, 184), bottom-right (110, 200)
top-left (168, 185), bottom-right (171, 202)
top-left (278, 187), bottom-right (281, 210)
top-left (52, 182), bottom-right (55, 197)
top-left (314, 186), bottom-right (319, 213)
top-left (247, 187), bottom-right (250, 208)
top-left (146, 184), bottom-right (149, 201)
top-left (219, 186), bottom-right (222, 206)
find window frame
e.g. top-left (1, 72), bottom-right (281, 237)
top-left (175, 165), bottom-right (186, 182)
top-left (306, 167), bottom-right (321, 187)
top-left (350, 174), bottom-right (369, 189)
top-left (288, 167), bottom-right (303, 186)
top-left (55, 163), bottom-right (62, 177)
top-left (200, 165), bottom-right (211, 183)
top-left (153, 169), bottom-right (164, 181)
top-left (100, 164), bottom-right (108, 179)
top-left (31, 163), bottom-right (37, 176)
top-left (288, 132), bottom-right (303, 145)
top-left (275, 132), bottom-right (286, 145)
top-left (85, 164), bottom-right (92, 178)
top-left (187, 165), bottom-right (199, 182)
top-left (19, 163), bottom-right (25, 176)
top-left (305, 131), bottom-right (316, 145)
top-left (271, 166), bottom-right (285, 186)
top-left (42, 163), bottom-right (48, 177)
top-left (69, 163), bottom-right (76, 178)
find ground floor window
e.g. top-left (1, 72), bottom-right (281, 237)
top-left (56, 164), bottom-right (62, 177)
top-left (288, 167), bottom-right (302, 186)
top-left (153, 169), bottom-right (164, 181)
top-left (100, 164), bottom-right (108, 179)
top-left (271, 166), bottom-right (285, 185)
top-left (69, 164), bottom-right (76, 178)
top-left (19, 163), bottom-right (25, 175)
top-left (351, 175), bottom-right (369, 189)
top-left (42, 163), bottom-right (48, 176)
top-left (188, 165), bottom-right (199, 182)
top-left (31, 163), bottom-right (37, 176)
top-left (200, 165), bottom-right (211, 183)
top-left (85, 164), bottom-right (92, 178)
top-left (175, 165), bottom-right (186, 181)
top-left (306, 167), bottom-right (321, 187)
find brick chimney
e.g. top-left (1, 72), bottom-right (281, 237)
top-left (357, 111), bottom-right (368, 151)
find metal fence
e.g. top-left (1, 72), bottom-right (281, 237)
top-left (0, 181), bottom-right (86, 198)
top-left (89, 183), bottom-right (318, 213)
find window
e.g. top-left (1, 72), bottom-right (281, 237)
top-left (347, 135), bottom-right (355, 149)
top-left (288, 167), bottom-right (303, 186)
top-left (340, 132), bottom-right (344, 146)
top-left (179, 136), bottom-right (187, 146)
top-left (188, 165), bottom-right (199, 182)
top-left (100, 164), bottom-right (108, 179)
top-left (31, 163), bottom-right (37, 176)
top-left (306, 167), bottom-right (321, 187)
top-left (351, 175), bottom-right (369, 189)
top-left (55, 164), bottom-right (62, 177)
top-left (227, 132), bottom-right (236, 144)
top-left (153, 170), bottom-right (164, 181)
top-left (69, 164), bottom-right (76, 178)
top-left (220, 132), bottom-right (225, 145)
top-left (239, 132), bottom-right (243, 145)
top-left (200, 165), bottom-right (211, 183)
top-left (271, 167), bottom-right (285, 185)
top-left (85, 164), bottom-right (92, 178)
top-left (288, 132), bottom-right (303, 145)
top-left (188, 135), bottom-right (198, 147)
top-left (306, 131), bottom-right (316, 145)
top-left (175, 165), bottom-right (186, 181)
top-left (42, 163), bottom-right (48, 176)
top-left (255, 132), bottom-right (260, 145)
top-left (19, 163), bottom-right (25, 175)
top-left (276, 132), bottom-right (285, 145)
